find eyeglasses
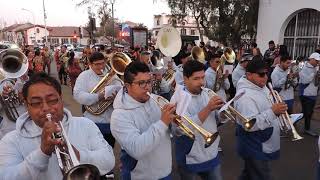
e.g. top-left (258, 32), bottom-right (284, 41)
top-left (132, 79), bottom-right (153, 88)
top-left (255, 71), bottom-right (268, 77)
top-left (27, 98), bottom-right (60, 109)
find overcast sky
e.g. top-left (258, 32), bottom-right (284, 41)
top-left (0, 0), bottom-right (171, 29)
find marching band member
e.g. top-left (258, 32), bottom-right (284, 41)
top-left (73, 52), bottom-right (122, 147)
top-left (299, 52), bottom-right (320, 136)
top-left (111, 61), bottom-right (175, 179)
top-left (0, 74), bottom-right (28, 139)
top-left (0, 73), bottom-right (115, 179)
top-left (205, 53), bottom-right (230, 101)
top-left (234, 59), bottom-right (287, 180)
top-left (171, 60), bottom-right (224, 180)
top-left (58, 45), bottom-right (69, 85)
top-left (232, 53), bottom-right (253, 88)
top-left (174, 51), bottom-right (191, 86)
top-left (271, 55), bottom-right (297, 114)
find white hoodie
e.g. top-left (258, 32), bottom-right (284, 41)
top-left (0, 108), bottom-right (115, 180)
top-left (111, 88), bottom-right (172, 180)
top-left (271, 65), bottom-right (296, 101)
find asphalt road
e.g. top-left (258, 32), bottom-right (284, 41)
top-left (61, 84), bottom-right (320, 180)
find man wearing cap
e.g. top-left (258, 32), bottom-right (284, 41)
top-left (232, 53), bottom-right (253, 88)
top-left (299, 52), bottom-right (320, 136)
top-left (271, 55), bottom-right (298, 114)
top-left (234, 59), bottom-right (288, 180)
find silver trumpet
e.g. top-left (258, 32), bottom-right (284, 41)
top-left (201, 87), bottom-right (256, 131)
top-left (46, 114), bottom-right (101, 180)
top-left (267, 83), bottom-right (303, 141)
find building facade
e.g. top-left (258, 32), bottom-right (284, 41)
top-left (48, 26), bottom-right (90, 46)
top-left (152, 13), bottom-right (209, 45)
top-left (257, 0), bottom-right (320, 59)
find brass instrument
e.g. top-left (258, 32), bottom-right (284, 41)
top-left (284, 64), bottom-right (298, 89)
top-left (191, 46), bottom-right (205, 63)
top-left (46, 114), bottom-right (100, 180)
top-left (213, 47), bottom-right (235, 92)
top-left (201, 87), bottom-right (256, 131)
top-left (85, 52), bottom-right (131, 115)
top-left (267, 83), bottom-right (303, 141)
top-left (147, 92), bottom-right (218, 148)
top-left (0, 49), bottom-right (28, 122)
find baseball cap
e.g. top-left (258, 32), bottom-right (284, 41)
top-left (309, 52), bottom-right (320, 61)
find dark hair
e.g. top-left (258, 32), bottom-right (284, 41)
top-left (183, 60), bottom-right (205, 78)
top-left (22, 72), bottom-right (62, 100)
top-left (68, 51), bottom-right (75, 66)
top-left (35, 49), bottom-right (41, 56)
top-left (89, 52), bottom-right (105, 63)
top-left (279, 45), bottom-right (288, 56)
top-left (124, 61), bottom-right (150, 83)
top-left (61, 45), bottom-right (67, 49)
top-left (207, 52), bottom-right (220, 62)
top-left (268, 40), bottom-right (275, 45)
top-left (246, 59), bottom-right (268, 73)
top-left (251, 42), bottom-right (257, 48)
top-left (280, 55), bottom-right (291, 62)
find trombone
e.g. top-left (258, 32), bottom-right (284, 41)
top-left (46, 114), bottom-right (101, 180)
top-left (201, 87), bottom-right (256, 131)
top-left (147, 92), bottom-right (218, 148)
top-left (267, 83), bottom-right (303, 141)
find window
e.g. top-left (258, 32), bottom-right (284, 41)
top-left (181, 29), bottom-right (186, 35)
top-left (156, 19), bottom-right (160, 25)
top-left (155, 31), bottom-right (159, 36)
top-left (191, 30), bottom-right (196, 35)
top-left (283, 9), bottom-right (320, 59)
top-left (61, 38), bottom-right (69, 44)
top-left (36, 28), bottom-right (40, 33)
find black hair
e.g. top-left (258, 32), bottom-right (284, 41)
top-left (280, 55), bottom-right (291, 63)
top-left (124, 61), bottom-right (150, 84)
top-left (251, 42), bottom-right (257, 48)
top-left (183, 60), bottom-right (205, 78)
top-left (89, 52), bottom-right (105, 63)
top-left (35, 49), bottom-right (41, 56)
top-left (268, 40), bottom-right (275, 45)
top-left (246, 59), bottom-right (268, 73)
top-left (68, 51), bottom-right (75, 66)
top-left (61, 45), bottom-right (67, 49)
top-left (279, 45), bottom-right (289, 57)
top-left (22, 72), bottom-right (62, 100)
top-left (207, 52), bottom-right (220, 62)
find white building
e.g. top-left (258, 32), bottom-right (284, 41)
top-left (48, 26), bottom-right (90, 46)
top-left (257, 0), bottom-right (320, 59)
top-left (152, 13), bottom-right (209, 45)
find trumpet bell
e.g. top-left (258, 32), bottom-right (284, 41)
top-left (191, 46), bottom-right (205, 63)
top-left (0, 49), bottom-right (28, 80)
top-left (157, 26), bottom-right (182, 57)
top-left (221, 47), bottom-right (235, 64)
top-left (65, 164), bottom-right (100, 180)
top-left (110, 52), bottom-right (132, 76)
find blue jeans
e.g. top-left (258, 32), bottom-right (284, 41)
top-left (238, 158), bottom-right (271, 180)
top-left (178, 164), bottom-right (222, 180)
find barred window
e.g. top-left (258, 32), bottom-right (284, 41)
top-left (283, 9), bottom-right (320, 59)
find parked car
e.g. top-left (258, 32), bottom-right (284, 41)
top-left (63, 43), bottom-right (74, 51)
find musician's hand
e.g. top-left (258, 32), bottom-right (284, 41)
top-left (155, 73), bottom-right (162, 81)
top-left (271, 102), bottom-right (288, 115)
top-left (2, 85), bottom-right (13, 97)
top-left (105, 91), bottom-right (118, 101)
top-left (41, 121), bottom-right (62, 156)
top-left (161, 103), bottom-right (176, 126)
top-left (206, 96), bottom-right (224, 111)
top-left (98, 90), bottom-right (105, 100)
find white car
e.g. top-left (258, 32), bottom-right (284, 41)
top-left (73, 47), bottom-right (84, 59)
top-left (63, 44), bottom-right (74, 51)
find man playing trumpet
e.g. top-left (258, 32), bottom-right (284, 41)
top-left (0, 73), bottom-right (115, 179)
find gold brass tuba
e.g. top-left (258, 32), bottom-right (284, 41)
top-left (267, 83), bottom-right (303, 141)
top-left (201, 87), bottom-right (256, 131)
top-left (147, 92), bottom-right (218, 148)
top-left (46, 114), bottom-right (100, 180)
top-left (0, 49), bottom-right (28, 122)
top-left (84, 52), bottom-right (131, 115)
top-left (191, 46), bottom-right (205, 63)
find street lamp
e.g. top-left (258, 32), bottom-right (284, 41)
top-left (21, 8), bottom-right (36, 45)
top-left (42, 0), bottom-right (48, 46)
top-left (110, 0), bottom-right (115, 49)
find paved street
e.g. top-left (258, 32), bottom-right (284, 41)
top-left (61, 83), bottom-right (320, 180)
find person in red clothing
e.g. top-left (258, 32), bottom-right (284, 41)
top-left (67, 51), bottom-right (82, 92)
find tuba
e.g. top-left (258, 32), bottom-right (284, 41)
top-left (147, 92), bottom-right (218, 148)
top-left (84, 52), bottom-right (131, 115)
top-left (191, 46), bottom-right (206, 63)
top-left (267, 83), bottom-right (303, 141)
top-left (46, 114), bottom-right (100, 180)
top-left (0, 49), bottom-right (28, 122)
top-left (201, 87), bottom-right (256, 131)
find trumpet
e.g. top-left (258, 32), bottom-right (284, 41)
top-left (201, 87), bottom-right (256, 131)
top-left (147, 92), bottom-right (218, 148)
top-left (267, 83), bottom-right (303, 141)
top-left (46, 114), bottom-right (100, 180)
top-left (284, 64), bottom-right (298, 89)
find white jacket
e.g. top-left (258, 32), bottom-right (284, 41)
top-left (271, 65), bottom-right (296, 101)
top-left (232, 64), bottom-right (246, 88)
top-left (73, 68), bottom-right (123, 124)
top-left (299, 62), bottom-right (319, 98)
top-left (205, 67), bottom-right (230, 101)
top-left (174, 64), bottom-right (184, 86)
top-left (0, 108), bottom-right (115, 180)
top-left (111, 88), bottom-right (172, 180)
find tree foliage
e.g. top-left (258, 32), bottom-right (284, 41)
top-left (167, 0), bottom-right (259, 46)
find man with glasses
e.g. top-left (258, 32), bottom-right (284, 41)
top-left (73, 52), bottom-right (122, 148)
top-left (205, 53), bottom-right (230, 102)
top-left (111, 61), bottom-right (176, 179)
top-left (0, 73), bottom-right (115, 179)
top-left (232, 53), bottom-right (253, 89)
top-left (234, 59), bottom-right (288, 180)
top-left (299, 52), bottom-right (320, 136)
